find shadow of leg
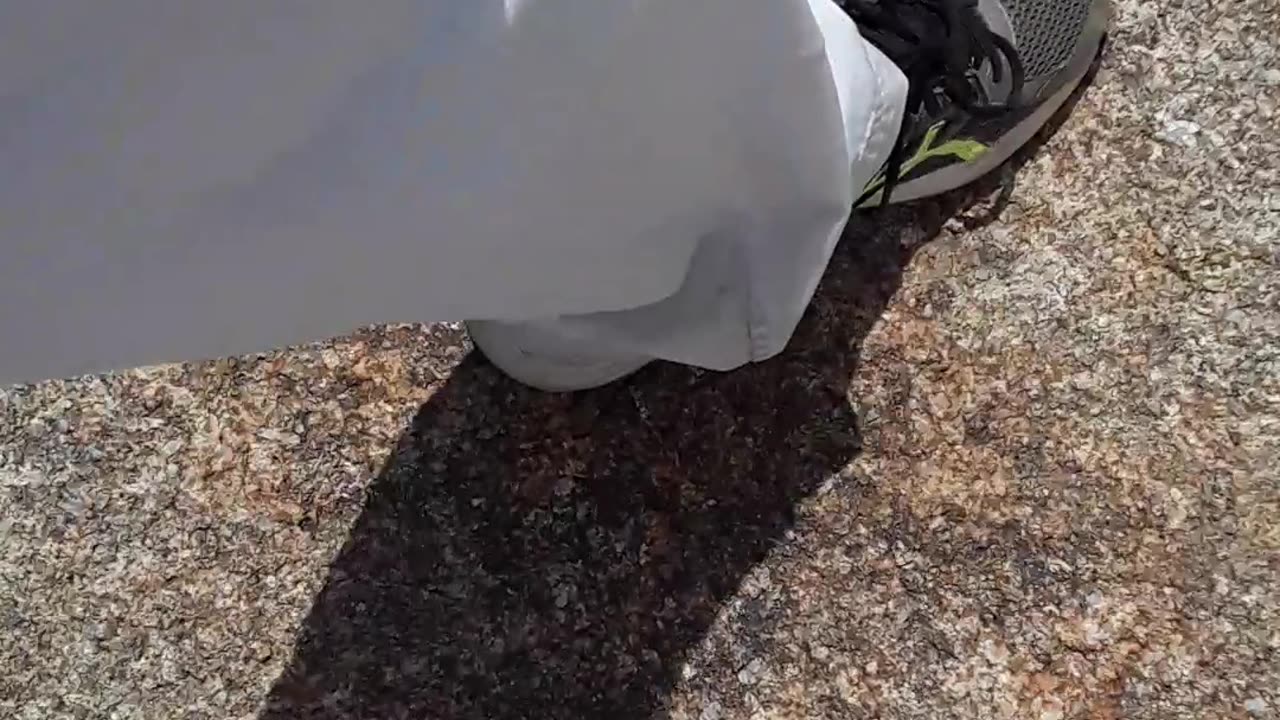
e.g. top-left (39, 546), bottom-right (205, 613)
top-left (257, 233), bottom-right (894, 718)
top-left (257, 217), bottom-right (929, 718)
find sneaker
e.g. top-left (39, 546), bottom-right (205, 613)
top-left (843, 0), bottom-right (1112, 206)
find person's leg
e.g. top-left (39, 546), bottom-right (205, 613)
top-left (2, 0), bottom-right (840, 385)
top-left (467, 0), bottom-right (911, 390)
top-left (470, 0), bottom-right (1111, 391)
top-left (0, 0), bottom-right (1107, 387)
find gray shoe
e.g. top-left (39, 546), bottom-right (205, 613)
top-left (843, 0), bottom-right (1113, 206)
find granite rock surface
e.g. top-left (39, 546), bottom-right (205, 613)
top-left (3, 0), bottom-right (1278, 717)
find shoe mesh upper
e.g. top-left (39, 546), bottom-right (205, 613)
top-left (1004, 0), bottom-right (1093, 79)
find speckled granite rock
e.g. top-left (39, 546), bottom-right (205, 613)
top-left (2, 0), bottom-right (1277, 718)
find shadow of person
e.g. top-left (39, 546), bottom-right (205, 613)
top-left (260, 72), bottom-right (1098, 720)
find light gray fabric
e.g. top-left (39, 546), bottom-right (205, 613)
top-left (0, 0), bottom-right (905, 384)
top-left (511, 3), bottom-right (908, 372)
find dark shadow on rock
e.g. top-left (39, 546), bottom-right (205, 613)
top-left (259, 71), bottom-right (1097, 720)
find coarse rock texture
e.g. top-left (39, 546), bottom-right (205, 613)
top-left (2, 0), bottom-right (1278, 718)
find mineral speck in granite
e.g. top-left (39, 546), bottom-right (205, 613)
top-left (2, 0), bottom-right (1278, 717)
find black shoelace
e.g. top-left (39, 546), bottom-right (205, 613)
top-left (838, 0), bottom-right (1025, 204)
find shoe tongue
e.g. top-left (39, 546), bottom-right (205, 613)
top-left (973, 0), bottom-right (1018, 102)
